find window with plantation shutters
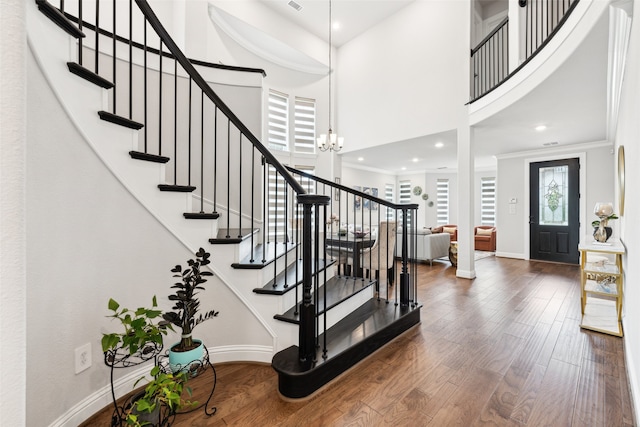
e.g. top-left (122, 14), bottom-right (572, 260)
top-left (267, 165), bottom-right (288, 242)
top-left (437, 179), bottom-right (449, 225)
top-left (385, 183), bottom-right (395, 221)
top-left (399, 180), bottom-right (412, 228)
top-left (294, 97), bottom-right (316, 154)
top-left (268, 90), bottom-right (289, 151)
top-left (293, 165), bottom-right (315, 222)
top-left (481, 177), bottom-right (496, 226)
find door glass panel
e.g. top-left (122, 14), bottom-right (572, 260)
top-left (539, 165), bottom-right (569, 226)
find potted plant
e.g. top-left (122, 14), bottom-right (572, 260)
top-left (102, 297), bottom-right (176, 426)
top-left (125, 365), bottom-right (195, 427)
top-left (102, 296), bottom-right (171, 364)
top-left (162, 248), bottom-right (219, 374)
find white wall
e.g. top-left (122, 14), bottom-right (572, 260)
top-left (496, 142), bottom-right (614, 259)
top-left (614, 0), bottom-right (640, 415)
top-left (336, 1), bottom-right (469, 153)
top-left (0, 0), bottom-right (27, 426)
top-left (26, 49), bottom-right (270, 427)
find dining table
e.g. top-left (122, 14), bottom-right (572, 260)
top-left (325, 233), bottom-right (375, 277)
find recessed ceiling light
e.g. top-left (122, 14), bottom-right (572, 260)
top-left (535, 125), bottom-right (547, 131)
top-left (401, 167), bottom-right (407, 171)
top-left (435, 142), bottom-right (444, 148)
top-left (357, 157), bottom-right (364, 161)
top-left (412, 158), bottom-right (419, 162)
top-left (333, 22), bottom-right (341, 30)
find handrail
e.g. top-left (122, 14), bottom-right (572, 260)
top-left (62, 12), bottom-right (267, 77)
top-left (286, 165), bottom-right (419, 211)
top-left (134, 0), bottom-right (305, 196)
top-left (471, 16), bottom-right (508, 56)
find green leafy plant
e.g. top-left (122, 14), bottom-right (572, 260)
top-left (162, 248), bottom-right (219, 352)
top-left (592, 213), bottom-right (618, 228)
top-left (101, 296), bottom-right (171, 355)
top-left (126, 365), bottom-right (195, 427)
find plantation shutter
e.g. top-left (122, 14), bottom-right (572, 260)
top-left (481, 177), bottom-right (496, 226)
top-left (294, 97), bottom-right (316, 154)
top-left (268, 90), bottom-right (289, 151)
top-left (437, 179), bottom-right (449, 225)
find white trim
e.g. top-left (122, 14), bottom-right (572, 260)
top-left (495, 251), bottom-right (525, 259)
top-left (456, 268), bottom-right (476, 279)
top-left (495, 140), bottom-right (611, 160)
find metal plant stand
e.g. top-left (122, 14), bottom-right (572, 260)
top-left (104, 342), bottom-right (175, 427)
top-left (157, 346), bottom-right (218, 417)
top-left (104, 343), bottom-right (217, 426)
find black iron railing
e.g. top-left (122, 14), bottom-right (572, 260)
top-left (471, 17), bottom-right (509, 102)
top-left (42, 0), bottom-right (419, 365)
top-left (470, 0), bottom-right (580, 103)
top-left (523, 0), bottom-right (580, 60)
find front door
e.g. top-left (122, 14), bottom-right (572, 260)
top-left (529, 158), bottom-right (580, 264)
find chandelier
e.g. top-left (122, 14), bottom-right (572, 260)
top-left (317, 0), bottom-right (344, 152)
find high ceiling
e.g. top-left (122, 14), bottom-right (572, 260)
top-left (258, 0), bottom-right (609, 174)
top-left (258, 0), bottom-right (415, 47)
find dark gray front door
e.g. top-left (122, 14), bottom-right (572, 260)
top-left (529, 158), bottom-right (580, 264)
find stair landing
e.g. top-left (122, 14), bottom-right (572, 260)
top-left (272, 299), bottom-right (421, 399)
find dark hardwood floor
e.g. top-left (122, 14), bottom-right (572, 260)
top-left (82, 256), bottom-right (636, 426)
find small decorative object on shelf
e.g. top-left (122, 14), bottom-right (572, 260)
top-left (163, 248), bottom-right (219, 375)
top-left (592, 202), bottom-right (617, 243)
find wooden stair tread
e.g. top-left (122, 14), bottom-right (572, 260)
top-left (67, 63), bottom-right (113, 88)
top-left (36, 0), bottom-right (85, 39)
top-left (99, 111), bottom-right (144, 130)
top-left (273, 275), bottom-right (375, 323)
top-left (272, 299), bottom-right (421, 398)
top-left (209, 228), bottom-right (257, 244)
top-left (254, 259), bottom-right (337, 295)
top-left (231, 242), bottom-right (297, 269)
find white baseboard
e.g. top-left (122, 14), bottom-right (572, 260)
top-left (495, 251), bottom-right (525, 259)
top-left (48, 345), bottom-right (274, 427)
top-left (623, 319), bottom-right (639, 424)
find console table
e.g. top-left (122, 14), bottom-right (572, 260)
top-left (578, 238), bottom-right (625, 337)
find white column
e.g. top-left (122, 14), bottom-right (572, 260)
top-left (508, 0), bottom-right (522, 72)
top-left (0, 0), bottom-right (27, 425)
top-left (456, 108), bottom-right (476, 280)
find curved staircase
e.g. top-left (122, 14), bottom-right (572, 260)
top-left (30, 0), bottom-right (421, 403)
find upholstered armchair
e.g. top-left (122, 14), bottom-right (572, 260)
top-left (474, 226), bottom-right (496, 252)
top-left (441, 224), bottom-right (458, 242)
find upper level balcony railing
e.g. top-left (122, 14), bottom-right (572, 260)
top-left (470, 0), bottom-right (580, 103)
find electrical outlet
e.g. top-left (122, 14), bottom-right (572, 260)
top-left (75, 343), bottom-right (92, 374)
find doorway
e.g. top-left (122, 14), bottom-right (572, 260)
top-left (529, 158), bottom-right (580, 264)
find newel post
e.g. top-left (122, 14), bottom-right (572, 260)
top-left (400, 208), bottom-right (411, 306)
top-left (297, 193), bottom-right (330, 366)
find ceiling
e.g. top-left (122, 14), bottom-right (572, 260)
top-left (258, 0), bottom-right (415, 47)
top-left (258, 0), bottom-right (609, 174)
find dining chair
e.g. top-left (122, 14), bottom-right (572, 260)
top-left (326, 246), bottom-right (352, 276)
top-left (360, 221), bottom-right (397, 287)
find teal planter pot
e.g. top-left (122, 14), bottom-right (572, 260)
top-left (168, 340), bottom-right (204, 375)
